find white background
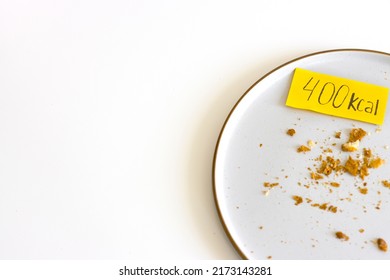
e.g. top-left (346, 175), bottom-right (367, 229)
top-left (1, 0), bottom-right (390, 259)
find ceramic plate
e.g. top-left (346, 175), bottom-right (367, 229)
top-left (213, 49), bottom-right (390, 259)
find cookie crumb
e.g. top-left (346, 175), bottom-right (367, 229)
top-left (286, 129), bottom-right (296, 136)
top-left (311, 172), bottom-right (323, 180)
top-left (292, 195), bottom-right (303, 205)
top-left (335, 231), bottom-right (349, 241)
top-left (344, 156), bottom-right (360, 176)
top-left (297, 145), bottom-right (311, 153)
top-left (328, 205), bottom-right (338, 213)
top-left (308, 140), bottom-right (316, 148)
top-left (369, 157), bottom-right (385, 168)
top-left (348, 128), bottom-right (367, 142)
top-left (263, 182), bottom-right (279, 188)
top-left (377, 238), bottom-right (388, 252)
top-left (317, 156), bottom-right (342, 175)
top-left (341, 128), bottom-right (367, 152)
top-left (330, 182), bottom-right (340, 188)
top-left (382, 180), bottom-right (390, 188)
top-left (358, 187), bottom-right (368, 195)
top-left (342, 140), bottom-right (360, 152)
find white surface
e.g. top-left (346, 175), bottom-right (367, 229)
top-left (214, 50), bottom-right (390, 259)
top-left (0, 0), bottom-right (390, 259)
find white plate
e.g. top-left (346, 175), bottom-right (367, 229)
top-left (213, 49), bottom-right (390, 259)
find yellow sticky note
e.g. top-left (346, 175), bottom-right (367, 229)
top-left (286, 68), bottom-right (389, 125)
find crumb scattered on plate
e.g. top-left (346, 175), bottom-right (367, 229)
top-left (261, 126), bottom-right (388, 254)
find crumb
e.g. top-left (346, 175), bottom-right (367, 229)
top-left (363, 148), bottom-right (372, 158)
top-left (341, 128), bottom-right (367, 152)
top-left (382, 180), bottom-right (390, 188)
top-left (308, 140), bottom-right (316, 148)
top-left (292, 195), bottom-right (303, 205)
top-left (359, 165), bottom-right (369, 180)
top-left (330, 182), bottom-right (340, 188)
top-left (259, 143), bottom-right (263, 148)
top-left (328, 205), bottom-right (338, 213)
top-left (310, 202), bottom-right (338, 213)
top-left (369, 157), bottom-right (385, 168)
top-left (297, 145), bottom-right (311, 153)
top-left (377, 238), bottom-right (388, 252)
top-left (375, 127), bottom-right (382, 133)
top-left (317, 156), bottom-right (342, 175)
top-left (344, 156), bottom-right (360, 176)
top-left (263, 182), bottom-right (279, 188)
top-left (348, 128), bottom-right (367, 142)
top-left (318, 203), bottom-right (328, 210)
top-left (335, 131), bottom-right (341, 139)
top-left (310, 172), bottom-right (323, 180)
top-left (359, 229), bottom-right (365, 233)
top-left (286, 128), bottom-right (296, 136)
top-left (342, 140), bottom-right (360, 152)
top-left (267, 255), bottom-right (272, 259)
top-left (358, 187), bottom-right (368, 195)
top-left (335, 231), bottom-right (349, 241)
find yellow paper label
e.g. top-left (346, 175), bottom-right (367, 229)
top-left (286, 68), bottom-right (389, 125)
